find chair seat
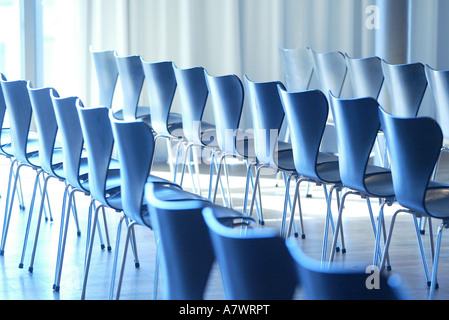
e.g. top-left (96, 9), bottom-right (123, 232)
top-left (315, 159), bottom-right (341, 184)
top-left (424, 182), bottom-right (449, 220)
top-left (112, 106), bottom-right (151, 122)
top-left (363, 165), bottom-right (395, 198)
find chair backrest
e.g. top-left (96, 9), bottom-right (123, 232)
top-left (141, 59), bottom-right (177, 137)
top-left (244, 75), bottom-right (286, 167)
top-left (277, 86), bottom-right (329, 180)
top-left (279, 46), bottom-right (314, 91)
top-left (204, 70), bottom-right (245, 155)
top-left (51, 93), bottom-right (87, 192)
top-left (425, 64), bottom-right (449, 141)
top-left (77, 104), bottom-right (115, 207)
top-left (310, 49), bottom-right (347, 100)
top-left (109, 115), bottom-right (155, 227)
top-left (0, 74), bottom-right (11, 155)
top-left (286, 238), bottom-right (407, 300)
top-left (91, 49), bottom-right (118, 109)
top-left (381, 60), bottom-right (427, 117)
top-left (202, 207), bottom-right (298, 300)
top-left (378, 107), bottom-right (442, 214)
top-left (27, 82), bottom-right (60, 176)
top-left (0, 78), bottom-right (35, 165)
top-left (114, 52), bottom-right (145, 120)
top-left (172, 63), bottom-right (210, 144)
top-left (145, 182), bottom-right (217, 299)
top-left (345, 54), bottom-right (384, 99)
top-left (329, 92), bottom-right (380, 193)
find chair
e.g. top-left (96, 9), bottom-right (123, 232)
top-left (381, 60), bottom-right (427, 117)
top-left (50, 93), bottom-right (96, 292)
top-left (140, 58), bottom-right (183, 176)
top-left (328, 93), bottom-right (399, 267)
top-left (202, 206), bottom-right (298, 300)
top-left (172, 63), bottom-right (216, 195)
top-left (279, 46), bottom-right (314, 92)
top-left (114, 52), bottom-right (151, 121)
top-left (286, 238), bottom-right (409, 300)
top-left (91, 49), bottom-right (118, 109)
top-left (277, 86), bottom-right (342, 261)
top-left (204, 70), bottom-right (258, 213)
top-left (145, 184), bottom-right (251, 300)
top-left (378, 107), bottom-right (448, 299)
top-left (20, 83), bottom-right (66, 271)
top-left (0, 74), bottom-right (14, 158)
top-left (0, 79), bottom-right (50, 257)
top-left (109, 115), bottom-right (246, 299)
top-left (243, 76), bottom-right (299, 230)
top-left (425, 64), bottom-right (449, 177)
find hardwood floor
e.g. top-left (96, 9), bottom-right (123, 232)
top-left (0, 156), bottom-right (448, 301)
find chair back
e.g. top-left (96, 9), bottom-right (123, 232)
top-left (345, 54), bottom-right (384, 99)
top-left (172, 63), bottom-right (209, 144)
top-left (115, 53), bottom-right (145, 120)
top-left (329, 93), bottom-right (380, 193)
top-left (109, 115), bottom-right (155, 227)
top-left (0, 79), bottom-right (35, 165)
top-left (51, 93), bottom-right (87, 192)
top-left (0, 74), bottom-right (12, 156)
top-left (381, 60), bottom-right (427, 117)
top-left (27, 83), bottom-right (60, 176)
top-left (244, 76), bottom-right (286, 167)
top-left (77, 104), bottom-right (115, 207)
top-left (203, 207), bottom-right (298, 300)
top-left (378, 107), bottom-right (442, 214)
top-left (141, 59), bottom-right (177, 136)
top-left (425, 64), bottom-right (449, 141)
top-left (146, 183), bottom-right (217, 299)
top-left (91, 49), bottom-right (118, 109)
top-left (286, 238), bottom-right (407, 300)
top-left (277, 86), bottom-right (329, 180)
top-left (310, 49), bottom-right (347, 100)
top-left (279, 46), bottom-right (314, 91)
top-left (204, 70), bottom-right (245, 155)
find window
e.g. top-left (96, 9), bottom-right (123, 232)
top-left (0, 0), bottom-right (21, 80)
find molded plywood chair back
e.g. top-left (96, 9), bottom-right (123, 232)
top-left (381, 60), bottom-right (427, 117)
top-left (203, 207), bottom-right (298, 300)
top-left (345, 54), bottom-right (384, 99)
top-left (425, 64), bottom-right (449, 143)
top-left (286, 238), bottom-right (408, 300)
top-left (279, 46), bottom-right (314, 91)
top-left (91, 49), bottom-right (118, 109)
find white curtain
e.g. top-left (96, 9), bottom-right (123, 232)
top-left (75, 0), bottom-right (449, 127)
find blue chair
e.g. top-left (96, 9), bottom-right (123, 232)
top-left (277, 86), bottom-right (342, 261)
top-left (0, 79), bottom-right (49, 257)
top-left (0, 73), bottom-right (13, 159)
top-left (109, 115), bottom-right (179, 299)
top-left (91, 49), bottom-right (118, 109)
top-left (328, 93), bottom-right (398, 267)
top-left (381, 60), bottom-right (427, 117)
top-left (244, 76), bottom-right (298, 230)
top-left (50, 93), bottom-right (93, 292)
top-left (203, 206), bottom-right (297, 300)
top-left (286, 238), bottom-right (409, 300)
top-left (20, 83), bottom-right (65, 271)
top-left (378, 107), bottom-right (448, 299)
top-left (114, 52), bottom-right (151, 121)
top-left (140, 59), bottom-right (183, 176)
top-left (146, 184), bottom-right (250, 300)
top-left (425, 65), bottom-right (449, 176)
top-left (204, 70), bottom-right (257, 211)
top-left (172, 63), bottom-right (216, 195)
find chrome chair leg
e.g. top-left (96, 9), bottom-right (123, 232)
top-left (429, 222), bottom-right (446, 300)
